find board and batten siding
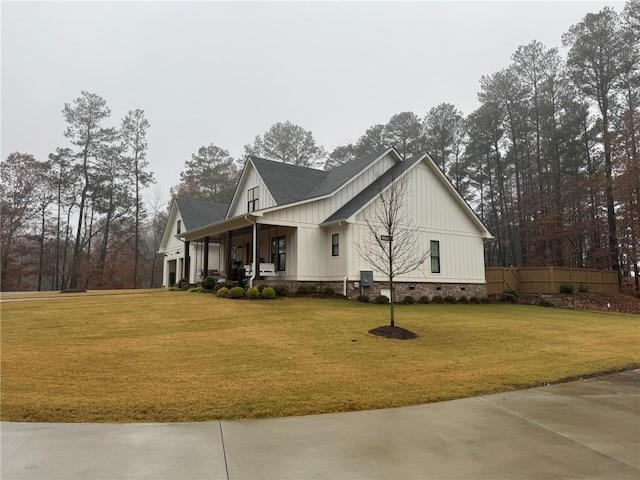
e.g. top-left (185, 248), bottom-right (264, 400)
top-left (265, 152), bottom-right (398, 226)
top-left (228, 166), bottom-right (276, 218)
top-left (351, 162), bottom-right (486, 283)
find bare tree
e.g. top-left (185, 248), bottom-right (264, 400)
top-left (356, 171), bottom-right (430, 327)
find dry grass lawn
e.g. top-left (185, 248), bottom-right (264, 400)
top-left (1, 290), bottom-right (638, 422)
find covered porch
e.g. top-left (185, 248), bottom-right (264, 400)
top-left (181, 214), bottom-right (297, 286)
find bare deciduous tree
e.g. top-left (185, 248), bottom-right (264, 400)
top-left (356, 171), bottom-right (430, 327)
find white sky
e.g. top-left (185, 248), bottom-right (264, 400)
top-left (1, 1), bottom-right (624, 203)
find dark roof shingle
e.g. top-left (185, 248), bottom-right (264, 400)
top-left (175, 198), bottom-right (229, 231)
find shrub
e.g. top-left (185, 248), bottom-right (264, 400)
top-left (215, 281), bottom-right (237, 291)
top-left (228, 287), bottom-right (245, 299)
top-left (178, 277), bottom-right (188, 288)
top-left (374, 295), bottom-right (390, 304)
top-left (168, 287), bottom-right (180, 292)
top-left (579, 284), bottom-right (588, 293)
top-left (431, 295), bottom-right (444, 304)
top-left (501, 293), bottom-right (518, 303)
top-left (501, 288), bottom-right (520, 303)
top-left (188, 286), bottom-right (204, 293)
top-left (402, 295), bottom-right (415, 304)
top-left (323, 286), bottom-right (335, 297)
top-left (419, 296), bottom-right (430, 304)
top-left (560, 283), bottom-right (574, 294)
top-left (356, 294), bottom-right (370, 303)
top-left (297, 284), bottom-right (318, 295)
top-left (457, 295), bottom-right (469, 304)
top-left (261, 287), bottom-right (276, 299)
top-left (246, 287), bottom-right (260, 299)
top-left (480, 296), bottom-right (492, 304)
top-left (216, 287), bottom-right (229, 298)
top-left (443, 295), bottom-right (456, 303)
top-left (202, 276), bottom-right (217, 290)
top-left (273, 284), bottom-right (289, 296)
top-left (469, 296), bottom-right (480, 304)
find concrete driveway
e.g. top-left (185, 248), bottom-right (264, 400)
top-left (2, 370), bottom-right (639, 480)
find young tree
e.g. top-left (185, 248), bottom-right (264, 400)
top-left (120, 109), bottom-right (154, 288)
top-left (244, 121), bottom-right (326, 168)
top-left (356, 171), bottom-right (430, 328)
top-left (176, 144), bottom-right (239, 202)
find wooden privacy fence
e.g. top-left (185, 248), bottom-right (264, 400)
top-left (485, 267), bottom-right (619, 295)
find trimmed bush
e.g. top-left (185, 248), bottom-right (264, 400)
top-left (246, 287), bottom-right (260, 299)
top-left (418, 296), bottom-right (430, 304)
top-left (431, 295), bottom-right (444, 304)
top-left (228, 287), bottom-right (245, 299)
top-left (215, 281), bottom-right (238, 291)
top-left (261, 287), bottom-right (276, 299)
top-left (443, 295), bottom-right (457, 303)
top-left (560, 283), bottom-right (574, 294)
top-left (202, 276), bottom-right (217, 290)
top-left (457, 295), bottom-right (469, 304)
top-left (402, 295), bottom-right (415, 305)
top-left (273, 284), bottom-right (289, 296)
top-left (374, 295), bottom-right (390, 304)
top-left (356, 294), bottom-right (370, 303)
top-left (323, 286), bottom-right (335, 297)
top-left (296, 284), bottom-right (318, 295)
top-left (501, 288), bottom-right (520, 303)
top-left (216, 287), bottom-right (229, 298)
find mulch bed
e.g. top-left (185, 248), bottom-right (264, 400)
top-left (518, 292), bottom-right (640, 314)
top-left (368, 325), bottom-right (418, 340)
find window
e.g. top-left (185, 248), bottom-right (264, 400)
top-left (247, 186), bottom-right (259, 212)
top-left (271, 235), bottom-right (286, 271)
top-left (331, 233), bottom-right (339, 257)
top-left (177, 219), bottom-right (181, 234)
top-left (430, 240), bottom-right (440, 274)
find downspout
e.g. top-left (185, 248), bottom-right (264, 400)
top-left (245, 215), bottom-right (257, 288)
top-left (339, 221), bottom-right (348, 297)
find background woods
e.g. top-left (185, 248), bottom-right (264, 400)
top-left (2, 2), bottom-right (638, 292)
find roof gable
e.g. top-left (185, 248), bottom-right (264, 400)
top-left (175, 197), bottom-right (229, 231)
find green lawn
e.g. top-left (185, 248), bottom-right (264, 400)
top-left (1, 290), bottom-right (638, 422)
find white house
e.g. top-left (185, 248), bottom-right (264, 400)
top-left (174, 147), bottom-right (493, 299)
top-left (158, 197), bottom-right (229, 287)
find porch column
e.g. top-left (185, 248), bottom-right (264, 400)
top-left (203, 236), bottom-right (210, 277)
top-left (225, 231), bottom-right (233, 280)
top-left (184, 241), bottom-right (191, 283)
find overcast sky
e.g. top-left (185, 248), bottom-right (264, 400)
top-left (1, 1), bottom-right (624, 203)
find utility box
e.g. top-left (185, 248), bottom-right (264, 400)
top-left (360, 270), bottom-right (373, 288)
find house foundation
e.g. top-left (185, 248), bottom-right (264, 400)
top-left (254, 280), bottom-right (487, 300)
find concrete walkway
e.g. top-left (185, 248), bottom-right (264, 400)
top-left (2, 370), bottom-right (639, 480)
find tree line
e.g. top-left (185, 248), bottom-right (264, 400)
top-left (2, 1), bottom-right (638, 292)
top-left (1, 93), bottom-right (160, 291)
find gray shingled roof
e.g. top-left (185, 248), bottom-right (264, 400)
top-left (249, 150), bottom-right (388, 206)
top-left (321, 155), bottom-right (422, 225)
top-left (175, 197), bottom-right (229, 231)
